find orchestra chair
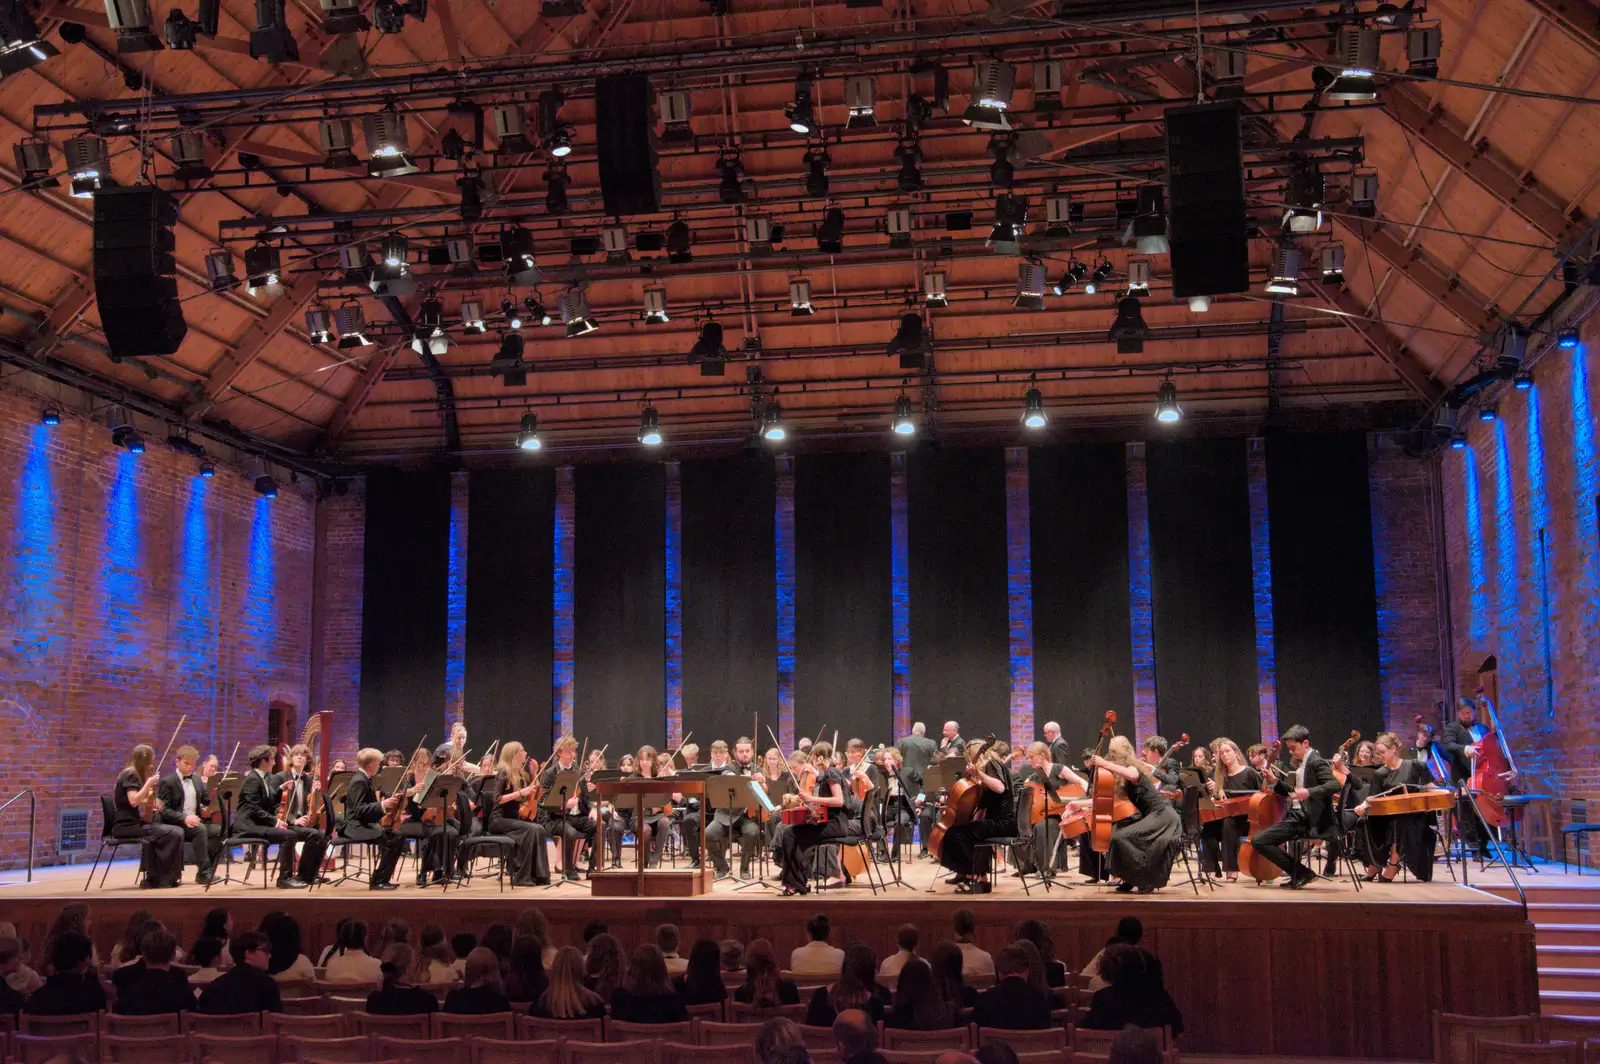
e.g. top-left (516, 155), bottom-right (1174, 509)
top-left (970, 836), bottom-right (1030, 895)
top-left (882, 1025), bottom-right (975, 1052)
top-left (1432, 1013), bottom-right (1539, 1064)
top-left (371, 1034), bottom-right (468, 1064)
top-left (268, 1012), bottom-right (347, 1038)
top-left (87, 794), bottom-right (149, 891)
top-left (278, 1034), bottom-right (371, 1062)
top-left (183, 1010), bottom-right (264, 1035)
top-left (103, 1012), bottom-right (182, 1036)
top-left (101, 1032), bottom-right (188, 1064)
top-left (434, 1012), bottom-right (516, 1039)
top-left (18, 1011), bottom-right (100, 1036)
top-left (189, 1031), bottom-right (280, 1064)
top-left (1560, 798), bottom-right (1600, 874)
top-left (685, 1002), bottom-right (725, 1023)
top-left (663, 1042), bottom-right (753, 1064)
top-left (562, 1039), bottom-right (660, 1064)
top-left (978, 1028), bottom-right (1068, 1053)
top-left (280, 993), bottom-right (333, 1015)
top-left (209, 786), bottom-right (281, 891)
top-left (728, 1002), bottom-right (806, 1022)
top-left (469, 1036), bottom-right (562, 1064)
top-left (456, 803), bottom-right (517, 893)
top-left (1475, 1041), bottom-right (1580, 1064)
top-left (697, 1021), bottom-right (762, 1046)
top-left (351, 1011), bottom-right (433, 1039)
top-left (10, 1032), bottom-right (99, 1064)
top-left (519, 1015), bottom-right (606, 1042)
top-left (608, 1020), bottom-right (691, 1043)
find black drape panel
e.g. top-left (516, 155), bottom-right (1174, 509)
top-left (465, 468), bottom-right (556, 747)
top-left (682, 457), bottom-right (776, 744)
top-left (1266, 431), bottom-right (1383, 743)
top-left (1145, 438), bottom-right (1258, 746)
top-left (1030, 444), bottom-right (1133, 747)
top-left (795, 452), bottom-right (893, 743)
top-left (360, 468), bottom-right (450, 750)
top-left (908, 447), bottom-right (1010, 743)
top-left (575, 462), bottom-right (665, 754)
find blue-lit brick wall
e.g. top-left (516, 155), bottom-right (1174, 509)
top-left (553, 466), bottom-right (575, 743)
top-left (1125, 443), bottom-right (1159, 742)
top-left (775, 456), bottom-right (796, 749)
top-left (1367, 434), bottom-right (1444, 738)
top-left (1246, 438), bottom-right (1278, 744)
top-left (445, 471), bottom-right (469, 728)
top-left (890, 452), bottom-right (911, 738)
top-left (664, 461), bottom-right (683, 747)
top-left (1005, 448), bottom-right (1034, 749)
top-left (0, 384), bottom-right (317, 869)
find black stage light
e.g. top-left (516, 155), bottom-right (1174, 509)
top-left (816, 207), bottom-right (845, 253)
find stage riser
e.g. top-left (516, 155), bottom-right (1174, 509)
top-left (2, 894), bottom-right (1535, 1059)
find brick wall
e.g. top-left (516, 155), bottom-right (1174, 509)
top-left (319, 478), bottom-right (365, 767)
top-left (0, 383), bottom-right (317, 869)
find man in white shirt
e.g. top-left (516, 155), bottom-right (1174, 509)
top-left (657, 923), bottom-right (689, 975)
top-left (950, 908), bottom-right (994, 981)
top-left (789, 914), bottom-right (845, 977)
top-left (878, 924), bottom-right (919, 980)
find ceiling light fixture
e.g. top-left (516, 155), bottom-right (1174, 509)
top-left (1108, 296), bottom-right (1149, 354)
top-left (334, 301), bottom-right (370, 347)
top-left (891, 392), bottom-right (916, 436)
top-left (1154, 378), bottom-right (1182, 423)
top-left (789, 278), bottom-right (814, 316)
top-left (516, 411), bottom-right (542, 451)
top-left (1265, 245), bottom-right (1301, 296)
top-left (1085, 259), bottom-right (1112, 295)
top-left (64, 134), bottom-right (109, 198)
top-left (1014, 261), bottom-right (1046, 310)
top-left (1128, 185), bottom-right (1168, 254)
top-left (1326, 25), bottom-right (1380, 101)
top-left (963, 59), bottom-right (1016, 130)
top-left (560, 287), bottom-right (597, 337)
top-left (1053, 259), bottom-right (1086, 296)
top-left (642, 287), bottom-right (669, 325)
top-left (1021, 386), bottom-right (1047, 429)
top-left (846, 75), bottom-right (877, 129)
top-left (923, 271), bottom-right (948, 308)
top-left (786, 74), bottom-right (816, 134)
top-left (761, 399), bottom-right (786, 441)
top-left (363, 108), bottom-right (418, 177)
top-left (638, 406), bottom-right (663, 446)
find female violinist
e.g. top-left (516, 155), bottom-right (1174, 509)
top-left (111, 744), bottom-right (184, 889)
top-left (775, 741), bottom-right (849, 896)
top-left (1020, 741), bottom-right (1090, 877)
top-left (1199, 739), bottom-right (1260, 882)
top-left (935, 739), bottom-right (1017, 892)
top-left (1087, 736), bottom-right (1181, 894)
top-left (1353, 732), bottom-right (1442, 882)
top-left (629, 746), bottom-right (680, 869)
top-left (482, 742), bottom-right (551, 886)
top-left (875, 746), bottom-right (916, 862)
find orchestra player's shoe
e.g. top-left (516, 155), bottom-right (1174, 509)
top-left (1282, 870), bottom-right (1315, 890)
top-left (278, 877), bottom-right (310, 889)
top-left (194, 872), bottom-right (216, 886)
top-left (563, 869), bottom-right (581, 882)
top-left (370, 880), bottom-right (398, 891)
top-left (1114, 882), bottom-right (1136, 894)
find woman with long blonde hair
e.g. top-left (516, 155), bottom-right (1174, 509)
top-left (1198, 738), bottom-right (1260, 882)
top-left (1086, 735), bottom-right (1181, 894)
top-left (535, 945), bottom-right (604, 1019)
top-left (482, 741), bottom-right (550, 885)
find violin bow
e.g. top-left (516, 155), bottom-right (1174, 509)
top-left (217, 741), bottom-right (242, 781)
top-left (766, 725), bottom-right (810, 795)
top-left (153, 715), bottom-right (188, 778)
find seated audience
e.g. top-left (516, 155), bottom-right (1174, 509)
top-left (113, 928), bottom-right (195, 1015)
top-left (887, 958), bottom-right (957, 1030)
top-left (505, 935), bottom-right (548, 1003)
top-left (365, 945), bottom-right (439, 1015)
top-left (450, 933), bottom-right (477, 979)
top-left (534, 946), bottom-right (605, 1019)
top-left (0, 936), bottom-right (27, 1016)
top-left (1079, 944), bottom-right (1183, 1037)
top-left (973, 1044), bottom-right (1018, 1064)
top-left (1012, 920), bottom-right (1066, 989)
top-left (110, 909), bottom-right (157, 968)
top-left (674, 938), bottom-right (728, 1006)
top-left (317, 917), bottom-right (348, 967)
top-left (415, 925), bottom-right (456, 984)
top-left (188, 937), bottom-right (225, 984)
top-left (581, 921), bottom-right (608, 951)
top-left (1011, 940), bottom-right (1049, 995)
top-left (768, 1044), bottom-right (814, 1064)
top-left (807, 942), bottom-right (888, 1027)
top-left (194, 908), bottom-right (232, 964)
top-left (324, 920), bottom-right (381, 984)
top-left (721, 939), bottom-right (746, 975)
top-left (1108, 1024), bottom-right (1165, 1064)
top-left (0, 924), bottom-right (42, 995)
top-left (735, 938), bottom-right (800, 1006)
top-left (790, 914), bottom-right (845, 977)
top-left (444, 948), bottom-right (512, 1014)
top-left (833, 1008), bottom-right (890, 1064)
top-left (1083, 917), bottom-right (1142, 993)
top-left (928, 941), bottom-right (976, 1011)
top-left (879, 925), bottom-right (918, 981)
top-left (755, 1016), bottom-right (806, 1064)
top-left (658, 923), bottom-right (688, 975)
top-left (24, 932), bottom-right (106, 1016)
top-left (610, 944), bottom-right (689, 1024)
top-left (260, 912), bottom-right (315, 982)
top-left (950, 909), bottom-right (994, 981)
top-left (197, 933), bottom-right (280, 1014)
top-left (483, 923), bottom-right (515, 971)
top-left (972, 945), bottom-right (1052, 1030)
top-left (583, 933), bottom-right (623, 1002)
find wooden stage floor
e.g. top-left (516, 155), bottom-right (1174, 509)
top-left (0, 856), bottom-right (1538, 1060)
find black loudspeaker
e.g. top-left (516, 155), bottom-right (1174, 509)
top-left (93, 185), bottom-right (187, 359)
top-left (595, 73), bottom-right (660, 216)
top-left (1165, 102), bottom-right (1249, 298)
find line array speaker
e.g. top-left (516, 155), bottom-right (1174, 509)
top-left (93, 185), bottom-right (187, 359)
top-left (1165, 102), bottom-right (1249, 299)
top-left (595, 73), bottom-right (661, 217)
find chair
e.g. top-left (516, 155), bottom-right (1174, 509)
top-left (267, 1013), bottom-right (347, 1038)
top-left (520, 1016), bottom-right (605, 1042)
top-left (371, 1034), bottom-right (468, 1064)
top-left (457, 801), bottom-right (515, 892)
top-left (280, 994), bottom-right (333, 1015)
top-left (19, 1011), bottom-right (100, 1035)
top-left (435, 1013), bottom-right (516, 1039)
top-left (469, 1037), bottom-right (562, 1064)
top-left (697, 1021), bottom-right (761, 1046)
top-left (1475, 1041), bottom-right (1580, 1064)
top-left (102, 1033), bottom-right (189, 1064)
top-left (797, 1025), bottom-right (839, 1050)
top-left (210, 786), bottom-right (280, 890)
top-left (184, 1011), bottom-right (265, 1035)
top-left (1562, 798), bottom-right (1600, 873)
top-left (1542, 1017), bottom-right (1600, 1045)
top-left (978, 1028), bottom-right (1067, 1053)
top-left (315, 980), bottom-right (378, 997)
top-left (1070, 1026), bottom-right (1170, 1054)
top-left (11, 1032), bottom-right (99, 1064)
top-left (563, 1040), bottom-right (660, 1064)
top-left (190, 1031), bottom-right (279, 1064)
top-left (1015, 1054), bottom-right (1066, 1064)
top-left (87, 794), bottom-right (147, 890)
top-left (104, 1013), bottom-right (182, 1036)
top-left (609, 1020), bottom-right (691, 1043)
top-left (728, 1003), bottom-right (805, 1023)
top-left (882, 1052), bottom-right (939, 1064)
top-left (279, 1035), bottom-right (371, 1062)
top-left (663, 1043), bottom-right (752, 1064)
top-left (419, 983), bottom-right (460, 1000)
top-left (685, 1002), bottom-right (724, 1023)
top-left (882, 1027), bottom-right (974, 1052)
top-left (279, 979), bottom-right (319, 1000)
top-left (1432, 1013), bottom-right (1540, 1064)
top-left (351, 1012), bottom-right (433, 1039)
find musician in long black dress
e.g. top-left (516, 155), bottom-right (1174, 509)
top-left (1354, 732), bottom-right (1442, 882)
top-left (1199, 739), bottom-right (1260, 883)
top-left (1017, 741), bottom-right (1089, 877)
top-left (776, 741), bottom-right (849, 896)
top-left (935, 739), bottom-right (1017, 891)
top-left (112, 744), bottom-right (185, 888)
top-left (482, 742), bottom-right (551, 886)
top-left (1089, 736), bottom-right (1181, 894)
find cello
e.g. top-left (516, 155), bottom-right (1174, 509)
top-left (1236, 740), bottom-right (1287, 883)
top-left (1089, 712), bottom-right (1120, 853)
top-left (926, 733), bottom-right (997, 862)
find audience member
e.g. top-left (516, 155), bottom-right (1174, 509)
top-left (113, 928), bottom-right (195, 1015)
top-left (658, 923), bottom-right (687, 975)
top-left (188, 938), bottom-right (224, 984)
top-left (197, 933), bottom-right (280, 1015)
top-left (1107, 1024), bottom-right (1164, 1064)
top-left (1079, 944), bottom-right (1182, 1037)
top-left (0, 923), bottom-right (42, 995)
top-left (318, 917), bottom-right (348, 967)
top-left (928, 941), bottom-right (975, 1011)
top-left (674, 938), bottom-right (727, 1006)
top-left (610, 944), bottom-right (689, 1024)
top-left (1011, 939), bottom-right (1049, 995)
top-left (581, 921), bottom-right (608, 949)
top-left (515, 908), bottom-right (556, 968)
top-left (887, 959), bottom-right (956, 1030)
top-left (44, 902), bottom-right (97, 973)
top-left (379, 919), bottom-right (411, 953)
top-left (973, 1044), bottom-right (1018, 1064)
top-left (450, 933), bottom-right (477, 978)
top-left (1083, 917), bottom-right (1141, 993)
top-left (535, 946), bottom-right (605, 1019)
top-left (973, 945), bottom-right (1052, 1030)
top-left (950, 909), bottom-right (993, 981)
top-left (755, 1016), bottom-right (805, 1064)
top-left (505, 935), bottom-right (548, 1003)
top-left (194, 909), bottom-right (233, 969)
top-left (415, 924), bottom-right (455, 984)
top-left (110, 909), bottom-right (157, 967)
top-left (1012, 920), bottom-right (1066, 988)
top-left (24, 932), bottom-right (106, 1016)
top-left (807, 942), bottom-right (886, 1027)
top-left (324, 920), bottom-right (381, 984)
top-left (879, 925), bottom-right (918, 981)
top-left (833, 1008), bottom-right (889, 1064)
top-left (483, 924), bottom-right (515, 970)
top-left (444, 948), bottom-right (512, 1014)
top-left (790, 914), bottom-right (845, 977)
top-left (260, 912), bottom-right (315, 982)
top-left (721, 939), bottom-right (746, 974)
top-left (0, 936), bottom-right (27, 1016)
top-left (365, 944), bottom-right (439, 1015)
top-left (583, 933), bottom-right (623, 1001)
top-left (767, 1044), bottom-right (814, 1064)
top-left (736, 938), bottom-right (800, 1006)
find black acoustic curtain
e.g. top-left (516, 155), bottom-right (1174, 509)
top-left (1266, 431), bottom-right (1383, 744)
top-left (682, 457), bottom-right (776, 745)
top-left (574, 462), bottom-right (666, 754)
top-left (1029, 444), bottom-right (1134, 751)
top-left (359, 468), bottom-right (450, 751)
top-left (794, 451), bottom-right (893, 744)
top-left (908, 447), bottom-right (1011, 744)
top-left (1145, 438), bottom-right (1259, 747)
top-left (465, 468), bottom-right (556, 748)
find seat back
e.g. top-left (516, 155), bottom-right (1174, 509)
top-left (469, 1036), bottom-right (562, 1064)
top-left (351, 1012), bottom-right (433, 1039)
top-left (105, 1013), bottom-right (182, 1036)
top-left (280, 994), bottom-right (333, 1015)
top-left (978, 1028), bottom-right (1066, 1053)
top-left (328, 995), bottom-right (370, 1014)
top-left (434, 1013), bottom-right (516, 1039)
top-left (698, 1021), bottom-right (761, 1046)
top-left (189, 1032), bottom-right (279, 1064)
top-left (19, 1011), bottom-right (100, 1035)
top-left (609, 1020), bottom-right (690, 1043)
top-left (882, 1052), bottom-right (938, 1064)
top-left (685, 1002), bottom-right (724, 1023)
top-left (315, 980), bottom-right (378, 996)
top-left (371, 1034), bottom-right (467, 1064)
top-left (267, 1013), bottom-right (348, 1038)
top-left (279, 1035), bottom-right (370, 1061)
top-left (13, 1032), bottom-right (99, 1064)
top-left (1475, 1041), bottom-right (1580, 1064)
top-left (1433, 1013), bottom-right (1540, 1064)
top-left (520, 1016), bottom-right (604, 1042)
top-left (102, 1033), bottom-right (188, 1064)
top-left (184, 1010), bottom-right (265, 1035)
top-left (882, 1026), bottom-right (974, 1051)
top-left (797, 1025), bottom-right (838, 1050)
top-left (728, 1003), bottom-right (805, 1023)
top-left (662, 1043), bottom-right (751, 1064)
top-left (1070, 1026), bottom-right (1169, 1054)
top-left (100, 794), bottom-right (118, 838)
top-left (1543, 1017), bottom-right (1600, 1045)
top-left (562, 1039), bottom-right (661, 1064)
top-left (1015, 1053), bottom-right (1064, 1064)
top-left (279, 979), bottom-right (319, 1000)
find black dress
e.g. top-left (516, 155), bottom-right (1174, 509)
top-left (777, 768), bottom-right (849, 893)
top-left (1107, 775), bottom-right (1181, 890)
top-left (937, 759), bottom-right (1017, 879)
top-left (112, 768), bottom-right (184, 887)
top-left (1357, 759), bottom-right (1438, 881)
top-left (1199, 767), bottom-right (1260, 875)
top-left (482, 772), bottom-right (551, 886)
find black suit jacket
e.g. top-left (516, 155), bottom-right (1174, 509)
top-left (341, 770), bottom-right (389, 841)
top-left (198, 965), bottom-right (281, 1014)
top-left (1047, 737), bottom-right (1074, 767)
top-left (973, 975), bottom-right (1054, 1030)
top-left (112, 964), bottom-right (196, 1015)
top-left (895, 734), bottom-right (938, 790)
top-left (1442, 720), bottom-right (1477, 783)
top-left (1272, 750), bottom-right (1340, 831)
top-left (157, 772), bottom-right (209, 828)
top-left (236, 770), bottom-right (280, 831)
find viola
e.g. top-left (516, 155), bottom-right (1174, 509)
top-left (1236, 740), bottom-right (1286, 883)
top-left (518, 759), bottom-right (545, 821)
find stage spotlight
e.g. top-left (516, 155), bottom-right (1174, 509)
top-left (659, 88), bottom-right (692, 142)
top-left (0, 2), bottom-right (58, 75)
top-left (372, 0), bottom-right (424, 33)
top-left (318, 118), bottom-right (357, 167)
top-left (540, 88), bottom-right (572, 157)
top-left (560, 287), bottom-right (597, 337)
top-left (817, 207), bottom-right (845, 253)
top-left (1327, 25), bottom-right (1379, 101)
top-left (527, 296), bottom-right (551, 326)
top-left (490, 104), bottom-right (530, 152)
top-left (690, 319), bottom-right (725, 365)
top-left (638, 406), bottom-right (663, 446)
top-left (1109, 296), bottom-right (1149, 354)
top-left (40, 406), bottom-right (60, 426)
top-left (1053, 259), bottom-right (1086, 296)
top-left (501, 295), bottom-right (522, 330)
top-left (244, 241), bottom-right (282, 295)
top-left (1154, 378), bottom-right (1181, 423)
top-left (363, 109), bottom-right (418, 177)
top-left (248, 0), bottom-right (297, 64)
top-left (381, 233), bottom-right (408, 269)
top-left (988, 135), bottom-right (1013, 188)
top-left (892, 393), bottom-right (916, 436)
top-left (789, 278), bottom-right (814, 316)
top-left (1085, 259), bottom-right (1112, 295)
top-left (460, 298), bottom-right (485, 333)
top-left (761, 400), bottom-right (786, 441)
top-left (1514, 372), bottom-right (1534, 391)
top-left (198, 458), bottom-right (215, 477)
top-left (1559, 327), bottom-right (1580, 350)
top-left (988, 194), bottom-right (1025, 255)
top-left (885, 207), bottom-right (913, 249)
top-left (786, 74), bottom-right (816, 134)
top-left (1188, 295), bottom-right (1211, 312)
top-left (64, 134), bottom-right (109, 198)
top-left (1321, 244), bottom-right (1345, 284)
top-left (923, 271), bottom-right (948, 308)
top-left (490, 332), bottom-right (526, 385)
top-left (1126, 259), bottom-right (1150, 297)
top-left (247, 457), bottom-right (278, 498)
top-left (1014, 261), bottom-right (1046, 310)
top-left (105, 0), bottom-right (161, 51)
top-left (305, 306), bottom-right (333, 344)
top-left (107, 405), bottom-right (143, 452)
top-left (888, 312), bottom-right (929, 369)
top-left (1045, 194), bottom-right (1077, 237)
top-left (204, 247), bottom-right (236, 290)
top-left (667, 219), bottom-right (692, 263)
top-left (516, 411), bottom-right (542, 451)
top-left (1021, 386), bottom-right (1047, 429)
top-left (1351, 172), bottom-right (1378, 218)
top-left (1128, 185), bottom-right (1168, 254)
top-left (334, 301), bottom-right (370, 347)
top-left (1265, 245), bottom-right (1301, 296)
top-left (13, 137), bottom-right (52, 187)
top-left (642, 287), bottom-right (669, 325)
top-left (963, 59), bottom-right (1015, 130)
top-left (1284, 162), bottom-right (1325, 234)
top-left (319, 0), bottom-right (369, 33)
top-left (1479, 404), bottom-right (1498, 422)
top-left (895, 139), bottom-right (923, 192)
top-left (1450, 432), bottom-right (1467, 450)
top-left (846, 76), bottom-right (876, 129)
top-left (804, 148), bottom-right (829, 199)
top-left (718, 152), bottom-right (744, 204)
top-left (1407, 23), bottom-right (1442, 78)
top-left (744, 215), bottom-right (773, 249)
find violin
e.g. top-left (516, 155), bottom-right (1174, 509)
top-left (518, 757), bottom-right (545, 821)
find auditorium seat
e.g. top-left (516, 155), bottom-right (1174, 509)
top-left (330, 995), bottom-right (371, 1014)
top-left (882, 1051), bottom-right (938, 1064)
top-left (797, 1024), bottom-right (841, 1050)
top-left (607, 1019), bottom-right (691, 1043)
top-left (728, 1002), bottom-right (805, 1023)
top-left (1069, 1025), bottom-right (1171, 1054)
top-left (190, 1031), bottom-right (279, 1064)
top-left (1433, 1013), bottom-right (1540, 1064)
top-left (563, 1039), bottom-right (659, 1064)
top-left (10, 1032), bottom-right (99, 1064)
top-left (317, 980), bottom-right (379, 996)
top-left (468, 1036), bottom-right (562, 1064)
top-left (663, 1041), bottom-right (752, 1064)
top-left (519, 1016), bottom-right (605, 1042)
top-left (104, 1012), bottom-right (181, 1036)
top-left (279, 1034), bottom-right (371, 1062)
top-left (371, 1034), bottom-right (468, 1064)
top-left (697, 1021), bottom-right (761, 1046)
top-left (351, 1012), bottom-right (433, 1039)
top-left (1475, 1040), bottom-right (1580, 1064)
top-left (685, 1002), bottom-right (724, 1022)
top-left (18, 1011), bottom-right (99, 1035)
top-left (184, 1010), bottom-right (264, 1034)
top-left (102, 1032), bottom-right (188, 1064)
top-left (268, 1012), bottom-right (348, 1038)
top-left (1543, 1017), bottom-right (1600, 1044)
top-left (882, 1026), bottom-right (975, 1051)
top-left (1013, 1052), bottom-right (1067, 1064)
top-left (435, 1012), bottom-right (516, 1039)
top-left (280, 980), bottom-right (320, 1000)
top-left (978, 1027), bottom-right (1067, 1053)
top-left (282, 994), bottom-right (334, 1015)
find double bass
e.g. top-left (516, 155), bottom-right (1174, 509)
top-left (1235, 740), bottom-right (1287, 883)
top-left (1415, 715), bottom-right (1451, 785)
top-left (926, 733), bottom-right (997, 862)
top-left (1467, 687), bottom-right (1517, 828)
top-left (1089, 712), bottom-right (1120, 854)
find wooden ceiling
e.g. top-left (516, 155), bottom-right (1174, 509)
top-left (0, 0), bottom-right (1594, 466)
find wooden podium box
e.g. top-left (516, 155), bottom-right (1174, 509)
top-left (590, 777), bottom-right (715, 897)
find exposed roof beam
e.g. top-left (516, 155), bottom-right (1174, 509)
top-left (1304, 280), bottom-right (1444, 401)
top-left (26, 278), bottom-right (94, 359)
top-left (322, 343), bottom-right (402, 446)
top-left (187, 275), bottom-right (324, 416)
top-left (1343, 216), bottom-right (1504, 334)
top-left (1520, 0), bottom-right (1600, 57)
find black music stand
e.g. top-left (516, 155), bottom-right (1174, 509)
top-left (877, 762), bottom-right (919, 892)
top-left (540, 769), bottom-right (584, 887)
top-left (206, 776), bottom-right (275, 890)
top-left (418, 772), bottom-right (464, 890)
top-left (373, 766), bottom-right (404, 794)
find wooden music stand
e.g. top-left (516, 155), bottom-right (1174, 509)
top-left (591, 777), bottom-right (714, 896)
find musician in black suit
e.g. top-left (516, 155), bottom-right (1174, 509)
top-left (1245, 725), bottom-right (1340, 889)
top-left (157, 744), bottom-right (219, 885)
top-left (1443, 696), bottom-right (1490, 856)
top-left (894, 724), bottom-right (938, 793)
top-left (704, 738), bottom-right (762, 880)
top-left (236, 744), bottom-right (327, 889)
top-left (1042, 721), bottom-right (1074, 770)
top-left (340, 748), bottom-right (408, 890)
top-left (270, 743), bottom-right (317, 828)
